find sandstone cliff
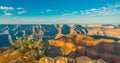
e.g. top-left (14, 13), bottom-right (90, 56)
top-left (48, 34), bottom-right (120, 63)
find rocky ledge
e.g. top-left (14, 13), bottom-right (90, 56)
top-left (9, 56), bottom-right (106, 63)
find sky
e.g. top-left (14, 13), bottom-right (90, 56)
top-left (0, 0), bottom-right (120, 24)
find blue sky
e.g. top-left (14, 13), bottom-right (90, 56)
top-left (0, 0), bottom-right (120, 24)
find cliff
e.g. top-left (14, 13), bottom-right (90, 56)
top-left (48, 34), bottom-right (120, 63)
top-left (0, 24), bottom-right (120, 47)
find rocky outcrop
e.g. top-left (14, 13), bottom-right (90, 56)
top-left (38, 56), bottom-right (106, 63)
top-left (87, 26), bottom-right (120, 38)
top-left (75, 56), bottom-right (94, 63)
top-left (48, 39), bottom-right (76, 55)
top-left (55, 24), bottom-right (63, 39)
top-left (38, 57), bottom-right (54, 63)
top-left (48, 34), bottom-right (120, 63)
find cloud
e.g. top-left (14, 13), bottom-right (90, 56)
top-left (43, 9), bottom-right (59, 13)
top-left (4, 12), bottom-right (12, 16)
top-left (0, 6), bottom-right (27, 16)
top-left (40, 3), bottom-right (120, 16)
top-left (17, 7), bottom-right (27, 15)
top-left (46, 9), bottom-right (53, 12)
top-left (18, 10), bottom-right (27, 15)
top-left (16, 7), bottom-right (24, 10)
top-left (0, 6), bottom-right (13, 16)
top-left (80, 2), bottom-right (120, 16)
top-left (62, 11), bottom-right (78, 16)
top-left (62, 13), bottom-right (69, 16)
top-left (40, 9), bottom-right (60, 14)
top-left (0, 6), bottom-right (14, 11)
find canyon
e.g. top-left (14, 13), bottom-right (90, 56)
top-left (0, 24), bottom-right (120, 63)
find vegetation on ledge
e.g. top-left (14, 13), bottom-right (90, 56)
top-left (0, 35), bottom-right (45, 63)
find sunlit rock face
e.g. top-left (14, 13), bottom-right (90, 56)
top-left (87, 24), bottom-right (120, 38)
top-left (48, 34), bottom-right (120, 63)
top-left (55, 24), bottom-right (63, 39)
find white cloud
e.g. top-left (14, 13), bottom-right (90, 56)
top-left (62, 2), bottom-right (120, 16)
top-left (45, 9), bottom-right (59, 13)
top-left (62, 11), bottom-right (78, 16)
top-left (62, 13), bottom-right (69, 16)
top-left (0, 6), bottom-right (27, 16)
top-left (46, 9), bottom-right (53, 12)
top-left (18, 10), bottom-right (27, 15)
top-left (80, 2), bottom-right (120, 16)
top-left (0, 6), bottom-right (14, 11)
top-left (40, 9), bottom-right (60, 14)
top-left (4, 12), bottom-right (12, 16)
top-left (16, 7), bottom-right (24, 10)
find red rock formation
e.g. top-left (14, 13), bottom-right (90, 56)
top-left (69, 24), bottom-right (77, 35)
top-left (48, 34), bottom-right (120, 63)
top-left (55, 25), bottom-right (64, 39)
top-left (88, 27), bottom-right (120, 38)
top-left (39, 25), bottom-right (44, 35)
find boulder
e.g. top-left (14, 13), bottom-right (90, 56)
top-left (38, 57), bottom-right (54, 63)
top-left (54, 56), bottom-right (68, 63)
top-left (96, 59), bottom-right (107, 63)
top-left (75, 56), bottom-right (94, 63)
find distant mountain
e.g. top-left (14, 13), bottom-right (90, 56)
top-left (0, 24), bottom-right (120, 47)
